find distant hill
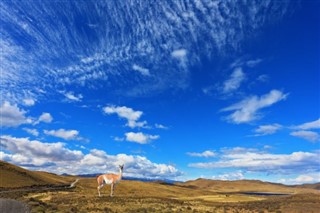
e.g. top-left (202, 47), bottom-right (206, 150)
top-left (0, 161), bottom-right (73, 188)
top-left (176, 178), bottom-right (318, 193)
top-left (294, 183), bottom-right (320, 190)
top-left (76, 173), bottom-right (176, 183)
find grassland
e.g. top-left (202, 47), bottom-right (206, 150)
top-left (1, 161), bottom-right (319, 213)
top-left (0, 161), bottom-right (73, 189)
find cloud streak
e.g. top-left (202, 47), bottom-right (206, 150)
top-left (221, 90), bottom-right (288, 124)
top-left (44, 129), bottom-right (85, 141)
top-left (187, 150), bottom-right (216, 158)
top-left (189, 147), bottom-right (320, 175)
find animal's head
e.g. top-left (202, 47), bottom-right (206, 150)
top-left (119, 164), bottom-right (124, 171)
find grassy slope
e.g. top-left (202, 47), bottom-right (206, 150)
top-left (1, 161), bottom-right (319, 212)
top-left (0, 161), bottom-right (73, 188)
top-left (176, 178), bottom-right (319, 194)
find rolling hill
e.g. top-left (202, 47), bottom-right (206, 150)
top-left (1, 161), bottom-right (320, 212)
top-left (0, 161), bottom-right (73, 188)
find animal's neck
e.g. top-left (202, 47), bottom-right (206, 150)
top-left (119, 168), bottom-right (123, 179)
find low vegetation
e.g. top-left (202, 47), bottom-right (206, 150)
top-left (1, 161), bottom-right (319, 213)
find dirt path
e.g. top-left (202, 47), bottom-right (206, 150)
top-left (0, 178), bottom-right (79, 194)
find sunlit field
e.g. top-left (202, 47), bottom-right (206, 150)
top-left (1, 161), bottom-right (319, 213)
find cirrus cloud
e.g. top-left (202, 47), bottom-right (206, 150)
top-left (221, 90), bottom-right (288, 124)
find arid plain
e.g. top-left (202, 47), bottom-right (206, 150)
top-left (1, 161), bottom-right (319, 213)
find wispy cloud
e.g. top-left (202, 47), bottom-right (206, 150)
top-left (253, 123), bottom-right (282, 136)
top-left (43, 128), bottom-right (85, 141)
top-left (0, 1), bottom-right (293, 101)
top-left (290, 130), bottom-right (319, 142)
top-left (187, 150), bottom-right (216, 158)
top-left (289, 118), bottom-right (320, 142)
top-left (62, 91), bottom-right (83, 102)
top-left (155, 123), bottom-right (169, 129)
top-left (23, 128), bottom-right (39, 137)
top-left (246, 59), bottom-right (263, 67)
top-left (212, 171), bottom-right (245, 181)
top-left (222, 67), bottom-right (245, 94)
top-left (125, 132), bottom-right (159, 144)
top-left (189, 147), bottom-right (320, 175)
top-left (221, 90), bottom-right (288, 124)
top-left (293, 118), bottom-right (320, 130)
top-left (132, 64), bottom-right (150, 76)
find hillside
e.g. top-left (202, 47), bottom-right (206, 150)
top-left (0, 161), bottom-right (73, 188)
top-left (294, 182), bottom-right (320, 190)
top-left (1, 161), bottom-right (320, 212)
top-left (176, 178), bottom-right (318, 194)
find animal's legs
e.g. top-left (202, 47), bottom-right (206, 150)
top-left (97, 184), bottom-right (104, 197)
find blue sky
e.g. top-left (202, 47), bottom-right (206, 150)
top-left (1, 0), bottom-right (319, 184)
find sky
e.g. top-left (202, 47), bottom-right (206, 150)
top-left (1, 0), bottom-right (319, 185)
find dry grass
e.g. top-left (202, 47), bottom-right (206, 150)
top-left (0, 161), bottom-right (73, 188)
top-left (1, 177), bottom-right (319, 213)
top-left (1, 161), bottom-right (320, 212)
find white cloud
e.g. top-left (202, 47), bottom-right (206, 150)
top-left (103, 105), bottom-right (148, 128)
top-left (33, 112), bottom-right (53, 125)
top-left (212, 171), bottom-right (245, 181)
top-left (23, 128), bottom-right (39, 137)
top-left (187, 150), bottom-right (216, 158)
top-left (221, 90), bottom-right (288, 124)
top-left (189, 147), bottom-right (320, 175)
top-left (132, 64), bottom-right (150, 76)
top-left (0, 101), bottom-right (33, 127)
top-left (63, 91), bottom-right (83, 102)
top-left (253, 123), bottom-right (282, 136)
top-left (23, 98), bottom-right (36, 106)
top-left (246, 59), bottom-right (263, 67)
top-left (278, 173), bottom-right (320, 185)
top-left (230, 58), bottom-right (263, 68)
top-left (290, 130), bottom-right (319, 142)
top-left (113, 136), bottom-right (125, 142)
top-left (222, 67), bottom-right (245, 94)
top-left (171, 49), bottom-right (187, 59)
top-left (293, 118), bottom-right (320, 130)
top-left (38, 112), bottom-right (53, 123)
top-left (44, 129), bottom-right (83, 141)
top-left (0, 135), bottom-right (83, 166)
top-left (0, 135), bottom-right (182, 179)
top-left (155, 123), bottom-right (169, 129)
top-left (125, 132), bottom-right (159, 144)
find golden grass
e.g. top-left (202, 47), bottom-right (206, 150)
top-left (0, 161), bottom-right (73, 188)
top-left (1, 161), bottom-right (320, 212)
